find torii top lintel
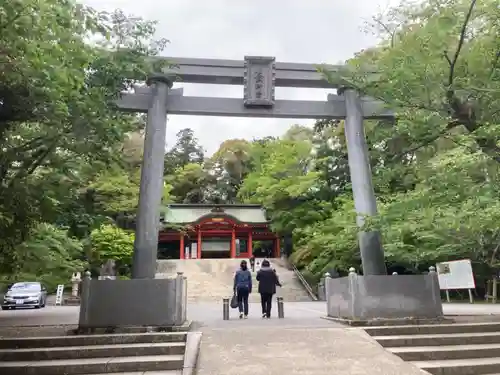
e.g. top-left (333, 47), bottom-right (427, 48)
top-left (155, 56), bottom-right (374, 89)
top-left (116, 56), bottom-right (392, 120)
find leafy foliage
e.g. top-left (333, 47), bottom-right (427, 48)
top-left (164, 128), bottom-right (205, 175)
top-left (0, 0), bottom-right (167, 281)
top-left (239, 137), bottom-right (329, 235)
top-left (90, 224), bottom-right (134, 265)
top-left (1, 223), bottom-right (84, 291)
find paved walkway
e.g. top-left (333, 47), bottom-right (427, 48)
top-left (192, 302), bottom-right (500, 375)
top-left (196, 325), bottom-right (429, 375)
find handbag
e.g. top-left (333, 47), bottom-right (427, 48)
top-left (230, 293), bottom-right (238, 309)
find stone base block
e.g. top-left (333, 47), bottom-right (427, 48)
top-left (321, 316), bottom-right (453, 327)
top-left (73, 320), bottom-right (192, 335)
top-left (325, 273), bottom-right (443, 321)
top-left (78, 277), bottom-right (187, 330)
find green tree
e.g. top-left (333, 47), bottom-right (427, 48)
top-left (282, 125), bottom-right (314, 142)
top-left (207, 139), bottom-right (252, 203)
top-left (2, 223), bottom-right (85, 291)
top-left (164, 128), bottom-right (205, 175)
top-left (239, 138), bottom-right (329, 235)
top-left (167, 163), bottom-right (210, 203)
top-left (86, 168), bottom-right (143, 216)
top-left (90, 224), bottom-right (134, 275)
top-left (323, 0), bottom-right (500, 164)
top-left (286, 0), bottom-right (500, 288)
top-left (0, 1), bottom-right (168, 270)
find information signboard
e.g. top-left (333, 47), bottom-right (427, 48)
top-left (437, 259), bottom-right (476, 290)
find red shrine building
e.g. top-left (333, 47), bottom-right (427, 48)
top-left (157, 204), bottom-right (280, 260)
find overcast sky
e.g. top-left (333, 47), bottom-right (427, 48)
top-left (82, 0), bottom-right (398, 155)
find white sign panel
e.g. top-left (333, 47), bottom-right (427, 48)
top-left (55, 284), bottom-right (64, 305)
top-left (437, 259), bottom-right (476, 290)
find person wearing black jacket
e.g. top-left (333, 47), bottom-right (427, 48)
top-left (256, 259), bottom-right (282, 318)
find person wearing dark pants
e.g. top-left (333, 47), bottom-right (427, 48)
top-left (256, 259), bottom-right (282, 318)
top-left (260, 292), bottom-right (272, 318)
top-left (237, 288), bottom-right (250, 317)
top-left (233, 260), bottom-right (252, 319)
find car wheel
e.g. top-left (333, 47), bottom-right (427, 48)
top-left (1, 306), bottom-right (8, 310)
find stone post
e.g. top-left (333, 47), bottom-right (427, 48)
top-left (340, 88), bottom-right (387, 276)
top-left (428, 266), bottom-right (444, 316)
top-left (324, 272), bottom-right (332, 315)
top-left (348, 267), bottom-right (358, 318)
top-left (174, 271), bottom-right (185, 325)
top-left (222, 298), bottom-right (230, 320)
top-left (132, 74), bottom-right (173, 279)
top-left (277, 296), bottom-right (285, 318)
top-left (78, 271), bottom-right (91, 330)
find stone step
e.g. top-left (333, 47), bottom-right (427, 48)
top-left (0, 342), bottom-right (186, 361)
top-left (390, 343), bottom-right (500, 361)
top-left (413, 357), bottom-right (500, 375)
top-left (157, 258), bottom-right (312, 303)
top-left (374, 332), bottom-right (500, 347)
top-left (0, 332), bottom-right (186, 349)
top-left (365, 322), bottom-right (500, 337)
top-left (0, 354), bottom-right (184, 375)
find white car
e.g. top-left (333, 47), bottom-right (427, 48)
top-left (2, 282), bottom-right (48, 310)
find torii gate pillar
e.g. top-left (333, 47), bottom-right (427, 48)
top-left (132, 74), bottom-right (173, 279)
top-left (340, 88), bottom-right (386, 275)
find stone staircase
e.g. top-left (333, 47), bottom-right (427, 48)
top-left (156, 258), bottom-right (312, 303)
top-left (0, 332), bottom-right (187, 375)
top-left (366, 322), bottom-right (500, 375)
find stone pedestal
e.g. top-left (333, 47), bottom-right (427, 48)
top-left (325, 267), bottom-right (443, 325)
top-left (79, 272), bottom-right (187, 330)
top-left (63, 296), bottom-right (81, 306)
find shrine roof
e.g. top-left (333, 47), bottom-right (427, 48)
top-left (162, 204), bottom-right (269, 224)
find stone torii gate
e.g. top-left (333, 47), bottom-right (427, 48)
top-left (117, 56), bottom-right (393, 280)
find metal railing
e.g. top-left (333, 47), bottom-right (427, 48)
top-left (290, 263), bottom-right (318, 301)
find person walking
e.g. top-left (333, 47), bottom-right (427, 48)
top-left (256, 259), bottom-right (282, 318)
top-left (249, 255), bottom-right (256, 272)
top-left (233, 260), bottom-right (252, 319)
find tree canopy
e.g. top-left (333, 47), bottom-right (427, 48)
top-left (0, 0), bottom-right (167, 288)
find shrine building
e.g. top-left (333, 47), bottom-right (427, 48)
top-left (157, 204), bottom-right (280, 260)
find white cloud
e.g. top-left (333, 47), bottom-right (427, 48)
top-left (82, 0), bottom-right (399, 155)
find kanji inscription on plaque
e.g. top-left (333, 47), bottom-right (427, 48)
top-left (243, 56), bottom-right (276, 107)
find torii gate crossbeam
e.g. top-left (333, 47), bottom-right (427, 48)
top-left (152, 56), bottom-right (371, 88)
